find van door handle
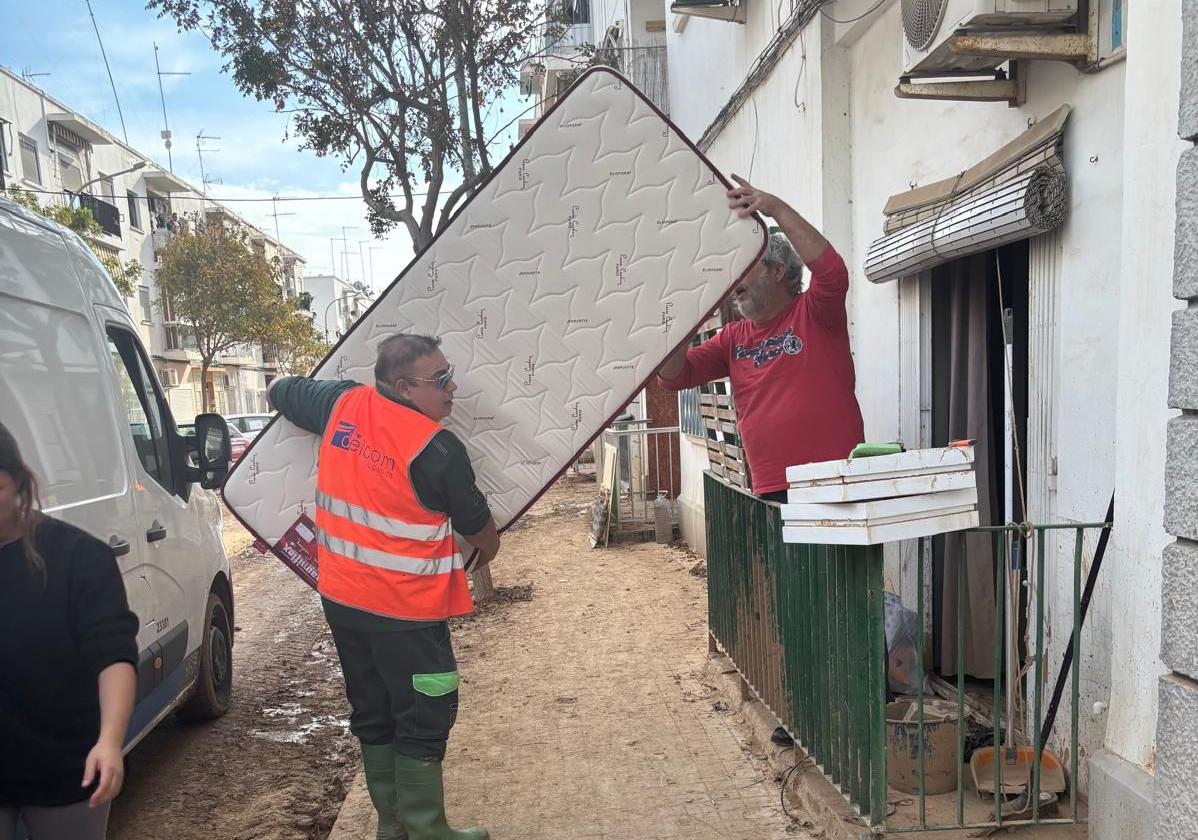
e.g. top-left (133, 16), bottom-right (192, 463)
top-left (109, 536), bottom-right (131, 557)
top-left (146, 522), bottom-right (168, 543)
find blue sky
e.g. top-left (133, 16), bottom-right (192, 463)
top-left (3, 0), bottom-right (531, 290)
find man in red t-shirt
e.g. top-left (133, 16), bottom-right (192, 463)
top-left (657, 175), bottom-right (865, 501)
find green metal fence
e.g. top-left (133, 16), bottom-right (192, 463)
top-left (895, 523), bottom-right (1110, 833)
top-left (704, 471), bottom-right (1111, 833)
top-left (704, 473), bottom-right (890, 825)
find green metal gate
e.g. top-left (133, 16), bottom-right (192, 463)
top-left (704, 471), bottom-right (1109, 833)
top-left (704, 473), bottom-right (889, 825)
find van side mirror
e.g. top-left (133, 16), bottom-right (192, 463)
top-left (192, 413), bottom-right (231, 489)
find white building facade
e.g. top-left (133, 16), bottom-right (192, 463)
top-left (0, 67), bottom-right (306, 422)
top-left (659, 0), bottom-right (1178, 836)
top-left (526, 0), bottom-right (1184, 835)
top-left (304, 273), bottom-right (373, 343)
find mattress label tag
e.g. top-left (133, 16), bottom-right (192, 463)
top-left (274, 514), bottom-right (319, 590)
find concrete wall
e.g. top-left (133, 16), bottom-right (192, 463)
top-left (677, 433), bottom-right (710, 556)
top-left (1155, 2), bottom-right (1198, 837)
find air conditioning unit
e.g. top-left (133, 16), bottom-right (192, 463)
top-left (158, 367), bottom-right (180, 388)
top-left (901, 0), bottom-right (1079, 77)
top-left (670, 0), bottom-right (746, 23)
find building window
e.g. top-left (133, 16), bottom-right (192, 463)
top-left (679, 387), bottom-right (704, 437)
top-left (561, 0), bottom-right (590, 23)
top-left (99, 175), bottom-right (115, 205)
top-left (127, 190), bottom-right (142, 230)
top-left (58, 152), bottom-right (83, 193)
top-left (138, 286), bottom-right (153, 324)
top-left (19, 134), bottom-right (41, 184)
top-left (0, 122), bottom-right (9, 174)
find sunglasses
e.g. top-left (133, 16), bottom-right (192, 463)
top-left (403, 364), bottom-right (455, 391)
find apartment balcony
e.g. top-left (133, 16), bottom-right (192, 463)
top-left (76, 192), bottom-right (122, 239)
top-left (594, 45), bottom-right (669, 114)
top-left (162, 322), bottom-right (200, 361)
top-left (551, 21), bottom-right (593, 52)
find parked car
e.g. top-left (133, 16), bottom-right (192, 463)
top-left (225, 412), bottom-right (274, 440)
top-left (0, 196), bottom-right (237, 752)
top-left (180, 421), bottom-right (250, 462)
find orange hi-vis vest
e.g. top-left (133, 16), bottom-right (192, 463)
top-left (314, 386), bottom-right (474, 621)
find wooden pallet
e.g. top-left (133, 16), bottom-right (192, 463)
top-left (700, 379), bottom-right (750, 489)
top-left (689, 315), bottom-right (752, 490)
top-left (706, 439), bottom-right (748, 488)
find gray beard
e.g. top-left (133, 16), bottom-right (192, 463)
top-left (734, 296), bottom-right (767, 322)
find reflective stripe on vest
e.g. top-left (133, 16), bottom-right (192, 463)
top-left (317, 531), bottom-right (462, 576)
top-left (316, 489), bottom-right (450, 543)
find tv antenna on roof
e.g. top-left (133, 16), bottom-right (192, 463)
top-left (154, 42), bottom-right (192, 172)
top-left (196, 131), bottom-right (222, 211)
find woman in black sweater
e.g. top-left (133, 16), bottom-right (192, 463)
top-left (0, 422), bottom-right (138, 840)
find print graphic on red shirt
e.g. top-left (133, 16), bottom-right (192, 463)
top-left (659, 246), bottom-right (865, 495)
top-left (734, 328), bottom-right (803, 367)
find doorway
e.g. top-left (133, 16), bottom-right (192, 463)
top-left (928, 242), bottom-right (1029, 687)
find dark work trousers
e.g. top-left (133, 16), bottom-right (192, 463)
top-left (324, 611), bottom-right (460, 762)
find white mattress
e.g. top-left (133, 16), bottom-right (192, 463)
top-left (223, 66), bottom-right (766, 581)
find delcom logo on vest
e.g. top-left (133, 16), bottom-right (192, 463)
top-left (330, 420), bottom-right (397, 478)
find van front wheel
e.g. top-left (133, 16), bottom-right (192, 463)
top-left (179, 591), bottom-right (233, 721)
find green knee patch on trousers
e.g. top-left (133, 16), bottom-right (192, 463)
top-left (412, 671), bottom-right (459, 697)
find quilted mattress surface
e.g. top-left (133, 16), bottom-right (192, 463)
top-left (223, 66), bottom-right (766, 584)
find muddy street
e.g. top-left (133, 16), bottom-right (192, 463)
top-left (108, 511), bottom-right (357, 840)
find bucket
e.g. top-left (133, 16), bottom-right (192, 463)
top-left (969, 744), bottom-right (1067, 796)
top-left (886, 699), bottom-right (961, 795)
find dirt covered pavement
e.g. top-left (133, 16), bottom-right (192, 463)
top-left (335, 474), bottom-right (810, 840)
top-left (108, 509), bottom-right (357, 840)
top-left (112, 475), bottom-right (808, 840)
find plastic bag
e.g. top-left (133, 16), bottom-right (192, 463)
top-left (884, 591), bottom-right (920, 695)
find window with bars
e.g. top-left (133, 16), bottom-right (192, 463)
top-left (677, 311), bottom-right (731, 439)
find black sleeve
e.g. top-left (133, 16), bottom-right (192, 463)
top-left (66, 531), bottom-right (138, 678)
top-left (268, 377), bottom-right (361, 436)
top-left (410, 430), bottom-right (493, 536)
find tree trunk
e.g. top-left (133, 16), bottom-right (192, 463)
top-left (200, 358), bottom-right (213, 413)
top-left (470, 566), bottom-right (498, 602)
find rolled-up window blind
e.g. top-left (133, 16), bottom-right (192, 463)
top-left (864, 106), bottom-right (1071, 285)
top-left (865, 163), bottom-right (1067, 284)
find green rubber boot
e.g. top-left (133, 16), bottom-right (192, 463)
top-left (393, 754), bottom-right (488, 840)
top-left (361, 742), bottom-right (408, 840)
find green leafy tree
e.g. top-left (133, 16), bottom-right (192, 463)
top-left (149, 0), bottom-right (562, 251)
top-left (5, 188), bottom-right (142, 297)
top-left (156, 219), bottom-right (296, 411)
top-left (271, 311), bottom-right (330, 376)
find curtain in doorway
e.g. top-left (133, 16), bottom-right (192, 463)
top-left (933, 253), bottom-right (1000, 679)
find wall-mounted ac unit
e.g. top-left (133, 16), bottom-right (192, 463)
top-left (671, 0), bottom-right (746, 24)
top-left (158, 367), bottom-right (180, 388)
top-left (902, 0), bottom-right (1078, 77)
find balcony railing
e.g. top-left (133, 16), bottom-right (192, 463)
top-left (704, 470), bottom-right (1110, 832)
top-left (706, 472), bottom-right (889, 824)
top-left (593, 46), bottom-right (669, 114)
top-left (76, 192), bottom-right (122, 238)
top-left (545, 21), bottom-right (593, 53)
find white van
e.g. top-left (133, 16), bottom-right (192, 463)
top-left (0, 196), bottom-right (236, 744)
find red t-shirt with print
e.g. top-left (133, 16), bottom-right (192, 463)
top-left (658, 245), bottom-right (865, 495)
